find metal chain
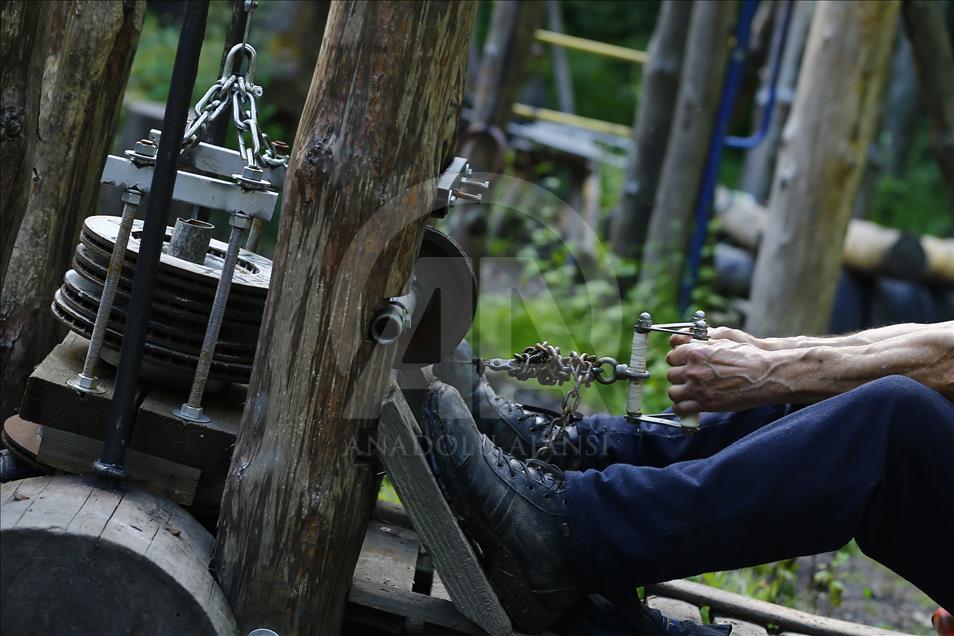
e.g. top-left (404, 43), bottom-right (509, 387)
top-left (181, 3), bottom-right (287, 170)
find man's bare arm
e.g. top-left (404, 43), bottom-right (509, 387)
top-left (666, 322), bottom-right (954, 415)
top-left (688, 322), bottom-right (950, 351)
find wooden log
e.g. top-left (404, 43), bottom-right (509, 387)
top-left (903, 0), bottom-right (954, 215)
top-left (1, 475), bottom-right (236, 635)
top-left (647, 580), bottom-right (907, 636)
top-left (747, 0), bottom-right (901, 336)
top-left (740, 0), bottom-right (814, 203)
top-left (646, 596), bottom-right (702, 623)
top-left (0, 1), bottom-right (52, 290)
top-left (713, 614), bottom-right (769, 636)
top-left (611, 0), bottom-right (694, 260)
top-left (212, 3), bottom-right (477, 634)
top-left (715, 187), bottom-right (954, 284)
top-left (546, 0), bottom-right (574, 115)
top-left (0, 0), bottom-right (145, 422)
top-left (639, 1), bottom-right (734, 306)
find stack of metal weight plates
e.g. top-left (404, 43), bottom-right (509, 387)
top-left (52, 215), bottom-right (271, 388)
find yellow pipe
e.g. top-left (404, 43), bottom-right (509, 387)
top-left (513, 104), bottom-right (632, 138)
top-left (535, 29), bottom-right (648, 65)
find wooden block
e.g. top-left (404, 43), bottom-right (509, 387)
top-left (431, 572), bottom-right (451, 601)
top-left (647, 580), bottom-right (908, 636)
top-left (377, 381), bottom-right (512, 636)
top-left (36, 426), bottom-right (200, 506)
top-left (713, 614), bottom-right (769, 636)
top-left (1, 475), bottom-right (235, 635)
top-left (135, 383), bottom-right (242, 508)
top-left (355, 520), bottom-right (419, 591)
top-left (18, 332), bottom-right (131, 440)
top-left (18, 334), bottom-right (242, 509)
top-left (647, 596), bottom-right (703, 623)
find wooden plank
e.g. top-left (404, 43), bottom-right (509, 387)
top-left (431, 572), bottom-right (451, 601)
top-left (36, 426), bottom-right (200, 505)
top-left (647, 596), bottom-right (703, 623)
top-left (348, 579), bottom-right (483, 636)
top-left (713, 614), bottom-right (769, 636)
top-left (647, 580), bottom-right (908, 636)
top-left (377, 381), bottom-right (512, 636)
top-left (0, 475), bottom-right (52, 520)
top-left (355, 520), bottom-right (419, 591)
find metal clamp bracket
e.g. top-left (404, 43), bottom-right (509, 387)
top-left (101, 154), bottom-right (278, 221)
top-left (149, 129), bottom-right (286, 187)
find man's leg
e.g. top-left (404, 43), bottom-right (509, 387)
top-left (567, 376), bottom-right (954, 608)
top-left (577, 404), bottom-right (805, 470)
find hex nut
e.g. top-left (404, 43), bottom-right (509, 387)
top-left (135, 139), bottom-right (158, 157)
top-left (229, 213), bottom-right (252, 229)
top-left (121, 188), bottom-right (144, 206)
top-left (241, 165), bottom-right (264, 182)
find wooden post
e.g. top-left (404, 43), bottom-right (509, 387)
top-left (740, 0), bottom-right (814, 203)
top-left (0, 1), bottom-right (53, 291)
top-left (213, 2), bottom-right (477, 634)
top-left (546, 0), bottom-right (575, 115)
top-left (747, 1), bottom-right (900, 337)
top-left (903, 0), bottom-right (954, 216)
top-left (0, 0), bottom-right (145, 422)
top-left (611, 0), bottom-right (694, 260)
top-left (638, 1), bottom-right (734, 306)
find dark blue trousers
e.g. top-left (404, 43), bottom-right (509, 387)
top-left (565, 376), bottom-right (954, 608)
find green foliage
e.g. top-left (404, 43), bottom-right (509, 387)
top-left (695, 560), bottom-right (800, 607)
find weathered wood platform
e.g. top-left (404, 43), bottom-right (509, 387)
top-left (346, 499), bottom-right (909, 636)
top-left (13, 332), bottom-right (242, 509)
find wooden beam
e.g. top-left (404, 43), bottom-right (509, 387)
top-left (648, 580), bottom-right (908, 636)
top-left (377, 381), bottom-right (512, 636)
top-left (212, 3), bottom-right (477, 634)
top-left (611, 0), bottom-right (694, 260)
top-left (902, 0), bottom-right (954, 215)
top-left (513, 104), bottom-right (631, 138)
top-left (747, 0), bottom-right (901, 336)
top-left (534, 29), bottom-right (648, 64)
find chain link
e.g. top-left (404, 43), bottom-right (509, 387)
top-left (182, 41), bottom-right (287, 170)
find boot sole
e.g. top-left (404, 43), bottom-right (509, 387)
top-left (424, 394), bottom-right (561, 633)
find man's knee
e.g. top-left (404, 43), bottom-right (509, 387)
top-left (851, 375), bottom-right (939, 411)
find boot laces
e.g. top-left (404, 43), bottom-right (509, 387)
top-left (492, 445), bottom-right (565, 498)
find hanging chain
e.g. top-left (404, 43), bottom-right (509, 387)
top-left (182, 1), bottom-right (287, 170)
top-left (483, 342), bottom-right (629, 458)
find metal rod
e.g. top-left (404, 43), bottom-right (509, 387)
top-left (68, 188), bottom-right (143, 395)
top-left (94, 0), bottom-right (210, 480)
top-left (174, 216), bottom-right (247, 422)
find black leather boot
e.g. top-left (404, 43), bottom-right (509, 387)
top-left (433, 341), bottom-right (581, 467)
top-left (424, 381), bottom-right (583, 632)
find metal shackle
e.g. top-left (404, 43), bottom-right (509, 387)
top-left (220, 43), bottom-right (258, 85)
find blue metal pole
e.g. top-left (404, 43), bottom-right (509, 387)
top-left (678, 0), bottom-right (761, 313)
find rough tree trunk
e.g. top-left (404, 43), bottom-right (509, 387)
top-left (213, 2), bottom-right (476, 634)
top-left (638, 1), bottom-right (733, 305)
top-left (0, 1), bottom-right (52, 291)
top-left (611, 0), bottom-right (694, 260)
top-left (740, 0), bottom-right (814, 203)
top-left (747, 1), bottom-right (900, 337)
top-left (903, 0), bottom-right (954, 216)
top-left (0, 0), bottom-right (144, 421)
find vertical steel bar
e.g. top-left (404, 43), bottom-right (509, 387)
top-left (68, 188), bottom-right (142, 394)
top-left (94, 0), bottom-right (210, 479)
top-left (174, 218), bottom-right (246, 422)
